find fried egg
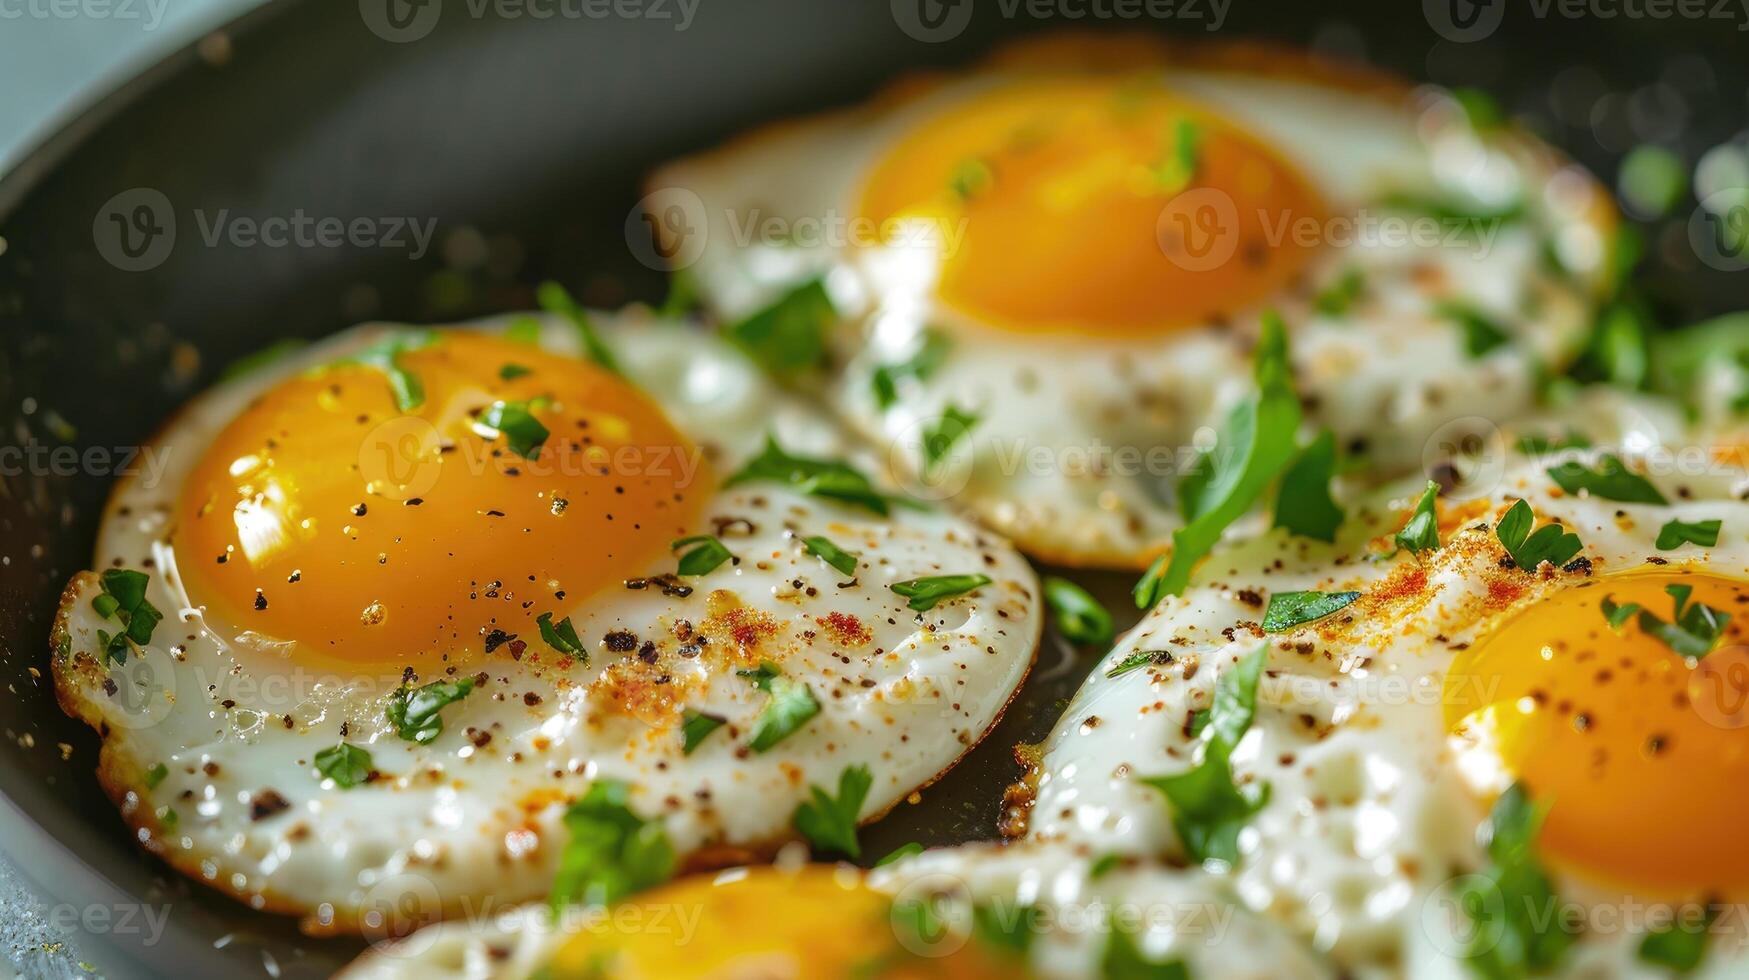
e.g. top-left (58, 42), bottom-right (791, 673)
top-left (50, 308), bottom-right (1041, 933)
top-left (649, 34), bottom-right (1618, 567)
top-left (1020, 408), bottom-right (1749, 975)
top-left (340, 843), bottom-right (1327, 979)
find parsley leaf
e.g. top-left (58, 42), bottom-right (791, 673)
top-left (498, 362), bottom-right (531, 380)
top-left (1155, 117), bottom-right (1201, 194)
top-left (313, 743), bottom-right (372, 789)
top-left (792, 764), bottom-right (871, 858)
top-left (722, 278), bottom-right (835, 377)
top-left (537, 281), bottom-right (621, 374)
top-left (949, 157), bottom-right (995, 201)
top-left (876, 842), bottom-right (924, 867)
top-left (1312, 266), bottom-right (1365, 317)
top-left (891, 574), bottom-right (992, 612)
top-left (1600, 596), bottom-right (1643, 630)
top-left (144, 763), bottom-right (169, 789)
top-left (478, 399), bottom-right (550, 460)
top-left (1435, 300), bottom-right (1511, 358)
top-left (921, 404), bottom-right (980, 477)
top-left (671, 535), bottom-right (734, 576)
top-left (386, 678), bottom-right (475, 744)
top-left (1395, 480), bottom-right (1441, 555)
top-left (1545, 454), bottom-right (1667, 504)
top-left (972, 902), bottom-right (1039, 959)
top-left (1636, 584), bottom-right (1731, 658)
top-left (1148, 313), bottom-right (1302, 602)
top-left (1638, 905), bottom-right (1716, 973)
top-left (1140, 645), bottom-right (1270, 865)
top-left (725, 436), bottom-right (893, 516)
top-left (737, 662), bottom-right (821, 752)
top-left (219, 337), bottom-right (307, 382)
top-left (1261, 590), bottom-right (1361, 633)
top-left (1496, 499), bottom-right (1584, 571)
top-left (504, 315), bottom-right (542, 344)
top-left (803, 535), bottom-right (859, 578)
top-left (1043, 576), bottom-right (1114, 647)
top-left (536, 612), bottom-right (584, 658)
top-left (1656, 518), bottom-right (1721, 550)
top-left (1273, 429), bottom-right (1345, 542)
top-left (1515, 429), bottom-right (1591, 455)
top-left (680, 709), bottom-right (725, 755)
top-left (657, 267), bottom-right (700, 319)
top-left (1100, 916), bottom-right (1191, 979)
top-left (1106, 650), bottom-right (1176, 679)
top-left (92, 568), bottom-right (162, 666)
top-left (871, 328), bottom-right (951, 411)
top-left (549, 780), bottom-right (676, 910)
top-left (352, 331), bottom-right (433, 411)
top-left (1460, 783), bottom-right (1575, 979)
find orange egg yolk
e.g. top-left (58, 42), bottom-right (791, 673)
top-left (856, 76), bottom-right (1327, 338)
top-left (175, 332), bottom-right (709, 670)
top-left (545, 865), bottom-right (1011, 979)
top-left (1444, 571), bottom-right (1749, 898)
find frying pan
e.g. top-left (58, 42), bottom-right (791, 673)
top-left (0, 1), bottom-right (1741, 975)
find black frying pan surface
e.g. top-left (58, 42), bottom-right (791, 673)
top-left (0, 1), bottom-right (1742, 975)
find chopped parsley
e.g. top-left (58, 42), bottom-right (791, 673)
top-left (92, 568), bottom-right (162, 666)
top-left (1638, 905), bottom-right (1716, 973)
top-left (498, 362), bottom-right (531, 380)
top-left (792, 764), bottom-right (871, 859)
top-left (1395, 480), bottom-right (1441, 555)
top-left (144, 763), bottom-right (169, 789)
top-left (722, 278), bottom-right (835, 377)
top-left (671, 534), bottom-right (734, 576)
top-left (313, 743), bottom-right (372, 789)
top-left (972, 902), bottom-right (1039, 959)
top-left (891, 573), bottom-right (992, 612)
top-left (1377, 191), bottom-right (1525, 228)
top-left (1043, 576), bottom-right (1114, 648)
top-left (1101, 916), bottom-right (1191, 979)
top-left (679, 709), bottom-right (726, 755)
top-left (1146, 313), bottom-right (1301, 603)
top-left (219, 337), bottom-right (307, 382)
top-left (1496, 499), bottom-right (1584, 571)
top-left (548, 779), bottom-right (676, 910)
top-left (875, 842), bottom-right (924, 867)
top-left (1459, 783), bottom-right (1575, 979)
top-left (478, 399), bottom-right (550, 460)
top-left (1635, 584), bottom-right (1730, 658)
top-left (949, 157), bottom-right (994, 201)
top-left (351, 331), bottom-right (433, 411)
top-left (1140, 645), bottom-right (1271, 865)
top-left (1106, 650), bottom-right (1175, 679)
top-left (921, 404), bottom-right (980, 477)
top-left (1313, 266), bottom-right (1365, 316)
top-left (504, 315), bottom-right (542, 344)
top-left (386, 677), bottom-right (475, 744)
top-left (536, 612), bottom-right (584, 658)
top-left (803, 535), bottom-right (859, 578)
top-left (1261, 590), bottom-right (1361, 633)
top-left (737, 662), bottom-right (821, 752)
top-left (1273, 429), bottom-right (1345, 542)
top-left (536, 280), bottom-right (621, 374)
top-left (725, 436), bottom-right (894, 516)
top-left (1657, 518), bottom-right (1722, 550)
top-left (871, 328), bottom-right (951, 411)
top-left (1584, 300), bottom-right (1653, 389)
top-left (1435, 300), bottom-right (1511, 358)
top-left (1088, 852), bottom-right (1123, 880)
top-left (1515, 429), bottom-right (1591, 455)
top-left (1155, 117), bottom-right (1201, 194)
top-left (1601, 595), bottom-right (1642, 630)
top-left (657, 267), bottom-right (700, 319)
top-left (1545, 454), bottom-right (1667, 504)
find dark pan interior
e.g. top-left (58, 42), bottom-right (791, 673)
top-left (0, 1), bottom-right (1742, 975)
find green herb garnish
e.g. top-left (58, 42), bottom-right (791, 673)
top-left (313, 743), bottom-right (372, 789)
top-left (737, 662), bottom-right (821, 752)
top-left (803, 535), bottom-right (859, 578)
top-left (1261, 590), bottom-right (1361, 633)
top-left (1273, 429), bottom-right (1345, 542)
top-left (725, 436), bottom-right (894, 516)
top-left (386, 678), bottom-right (475, 744)
top-left (792, 764), bottom-right (871, 859)
top-left (680, 709), bottom-right (726, 755)
top-left (92, 569), bottom-right (162, 666)
top-left (1657, 518), bottom-right (1722, 550)
top-left (1458, 783), bottom-right (1575, 979)
top-left (1435, 300), bottom-right (1511, 358)
top-left (1545, 454), bottom-right (1667, 504)
top-left (537, 281), bottom-right (621, 374)
top-left (891, 574), bottom-right (992, 612)
top-left (1105, 650), bottom-right (1176, 679)
top-left (1395, 480), bottom-right (1441, 555)
top-left (352, 330), bottom-right (433, 411)
top-left (549, 780), bottom-right (676, 910)
top-left (1043, 576), bottom-right (1114, 648)
top-left (1496, 499), bottom-right (1584, 571)
top-left (478, 399), bottom-right (550, 460)
top-left (1635, 584), bottom-right (1730, 658)
top-left (671, 535), bottom-right (734, 576)
top-left (871, 328), bottom-right (951, 411)
top-left (536, 612), bottom-right (584, 657)
top-left (921, 404), bottom-right (980, 477)
top-left (722, 278), bottom-right (835, 377)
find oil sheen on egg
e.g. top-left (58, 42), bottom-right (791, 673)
top-left (50, 309), bottom-right (1041, 932)
top-left (1019, 404), bottom-right (1749, 976)
top-left (649, 34), bottom-right (1619, 568)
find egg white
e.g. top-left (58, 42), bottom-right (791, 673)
top-left (1022, 402), bottom-right (1749, 976)
top-left (50, 309), bottom-right (1042, 934)
top-left (649, 34), bottom-right (1619, 567)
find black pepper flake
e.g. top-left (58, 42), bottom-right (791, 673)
top-left (523, 692), bottom-right (542, 706)
top-left (604, 631), bottom-right (638, 653)
top-left (624, 574), bottom-right (692, 598)
top-left (287, 570), bottom-right (302, 583)
top-left (351, 503), bottom-right (368, 517)
top-left (485, 510), bottom-right (506, 518)
top-left (1562, 556), bottom-right (1592, 575)
top-left (638, 641), bottom-right (659, 664)
top-left (405, 498), bottom-right (424, 506)
top-left (254, 590), bottom-right (269, 611)
top-left (483, 629), bottom-right (515, 654)
top-left (250, 790), bottom-right (291, 821)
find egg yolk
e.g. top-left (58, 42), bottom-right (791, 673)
top-left (856, 76), bottom-right (1327, 338)
top-left (1444, 571), bottom-right (1749, 898)
top-left (175, 332), bottom-right (710, 670)
top-left (544, 865), bottom-right (1011, 979)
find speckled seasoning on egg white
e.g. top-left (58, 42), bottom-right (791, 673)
top-left (650, 33), bottom-right (1620, 568)
top-left (1018, 405), bottom-right (1749, 977)
top-left (48, 309), bottom-right (1042, 933)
